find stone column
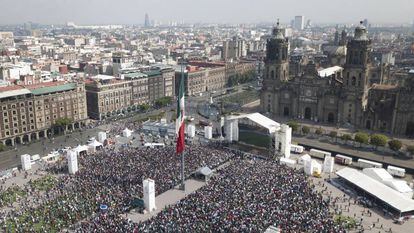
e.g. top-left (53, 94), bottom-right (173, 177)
top-left (44, 130), bottom-right (48, 138)
top-left (27, 134), bottom-right (31, 142)
top-left (36, 132), bottom-right (40, 140)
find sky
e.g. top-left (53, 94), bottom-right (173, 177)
top-left (0, 0), bottom-right (413, 25)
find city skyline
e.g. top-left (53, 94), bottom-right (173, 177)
top-left (0, 0), bottom-right (413, 25)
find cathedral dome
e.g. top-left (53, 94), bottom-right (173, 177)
top-left (272, 21), bottom-right (285, 40)
top-left (354, 21), bottom-right (368, 41)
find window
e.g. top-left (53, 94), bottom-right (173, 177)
top-left (3, 112), bottom-right (7, 117)
top-left (351, 77), bottom-right (356, 86)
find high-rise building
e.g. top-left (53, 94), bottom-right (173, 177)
top-left (294, 16), bottom-right (305, 30)
top-left (145, 13), bottom-right (150, 27)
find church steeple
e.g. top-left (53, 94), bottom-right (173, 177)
top-left (264, 19), bottom-right (289, 83)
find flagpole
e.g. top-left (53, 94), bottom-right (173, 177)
top-left (179, 61), bottom-right (185, 191)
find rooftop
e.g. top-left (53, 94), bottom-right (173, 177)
top-left (336, 167), bottom-right (414, 213)
top-left (30, 83), bottom-right (77, 95)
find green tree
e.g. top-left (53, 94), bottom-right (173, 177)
top-left (287, 121), bottom-right (300, 132)
top-left (354, 132), bottom-right (369, 146)
top-left (341, 134), bottom-right (352, 141)
top-left (53, 117), bottom-right (73, 134)
top-left (155, 97), bottom-right (172, 108)
top-left (329, 131), bottom-right (338, 138)
top-left (388, 140), bottom-right (402, 152)
top-left (0, 144), bottom-right (6, 152)
top-left (370, 134), bottom-right (388, 149)
top-left (407, 145), bottom-right (414, 155)
top-left (315, 128), bottom-right (324, 135)
top-left (139, 104), bottom-right (150, 111)
top-left (302, 126), bottom-right (310, 135)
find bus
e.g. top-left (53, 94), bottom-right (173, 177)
top-left (357, 158), bottom-right (382, 169)
top-left (387, 165), bottom-right (405, 178)
top-left (309, 149), bottom-right (331, 159)
top-left (334, 154), bottom-right (353, 165)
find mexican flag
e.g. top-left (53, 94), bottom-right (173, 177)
top-left (176, 68), bottom-right (185, 154)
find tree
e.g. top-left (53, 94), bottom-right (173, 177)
top-left (341, 134), bottom-right (352, 141)
top-left (388, 140), bottom-right (402, 152)
top-left (370, 134), bottom-right (388, 149)
top-left (329, 131), bottom-right (338, 137)
top-left (302, 126), bottom-right (310, 135)
top-left (407, 145), bottom-right (414, 155)
top-left (315, 128), bottom-right (324, 135)
top-left (287, 121), bottom-right (300, 132)
top-left (354, 132), bottom-right (369, 146)
top-left (53, 117), bottom-right (73, 134)
top-left (139, 104), bottom-right (150, 111)
top-left (0, 144), bottom-right (6, 152)
top-left (155, 97), bottom-right (172, 108)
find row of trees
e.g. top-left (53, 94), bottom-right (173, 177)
top-left (154, 97), bottom-right (173, 108)
top-left (287, 121), bottom-right (414, 154)
top-left (227, 71), bottom-right (256, 87)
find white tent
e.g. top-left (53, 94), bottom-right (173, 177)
top-left (323, 156), bottom-right (335, 173)
top-left (280, 157), bottom-right (296, 167)
top-left (73, 145), bottom-right (88, 156)
top-left (98, 132), bottom-right (107, 143)
top-left (123, 128), bottom-right (133, 138)
top-left (304, 159), bottom-right (322, 175)
top-left (298, 154), bottom-right (311, 165)
top-left (88, 140), bottom-right (103, 153)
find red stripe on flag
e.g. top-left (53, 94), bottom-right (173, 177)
top-left (176, 121), bottom-right (185, 154)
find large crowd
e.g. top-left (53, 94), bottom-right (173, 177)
top-left (0, 145), bottom-right (234, 232)
top-left (71, 158), bottom-right (345, 232)
top-left (135, 159), bottom-right (345, 232)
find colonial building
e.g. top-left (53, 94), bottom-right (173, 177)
top-left (85, 68), bottom-right (175, 120)
top-left (175, 61), bottom-right (255, 96)
top-left (260, 21), bottom-right (414, 136)
top-left (0, 81), bottom-right (88, 146)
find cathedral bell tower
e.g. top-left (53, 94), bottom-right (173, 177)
top-left (261, 20), bottom-right (290, 113)
top-left (264, 20), bottom-right (289, 84)
top-left (342, 21), bottom-right (372, 125)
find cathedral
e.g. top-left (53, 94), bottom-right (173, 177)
top-left (260, 21), bottom-right (414, 137)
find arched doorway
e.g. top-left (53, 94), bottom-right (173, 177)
top-left (304, 107), bottom-right (312, 120)
top-left (5, 139), bottom-right (13, 146)
top-left (283, 107), bottom-right (289, 117)
top-left (327, 113), bottom-right (335, 123)
top-left (406, 122), bottom-right (414, 137)
top-left (366, 120), bottom-right (371, 130)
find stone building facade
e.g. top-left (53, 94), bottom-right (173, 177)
top-left (260, 22), bottom-right (414, 136)
top-left (0, 82), bottom-right (88, 146)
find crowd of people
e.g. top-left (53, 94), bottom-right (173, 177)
top-left (0, 145), bottom-right (235, 232)
top-left (134, 159), bottom-right (345, 232)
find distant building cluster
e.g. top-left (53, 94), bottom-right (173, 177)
top-left (0, 21), bottom-right (257, 145)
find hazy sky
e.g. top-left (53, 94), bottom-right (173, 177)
top-left (1, 0), bottom-right (413, 25)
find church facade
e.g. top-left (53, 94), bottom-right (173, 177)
top-left (260, 22), bottom-right (414, 137)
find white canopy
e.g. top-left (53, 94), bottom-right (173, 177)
top-left (88, 140), bottom-right (103, 148)
top-left (337, 167), bottom-right (414, 213)
top-left (74, 145), bottom-right (88, 153)
top-left (228, 113), bottom-right (280, 134)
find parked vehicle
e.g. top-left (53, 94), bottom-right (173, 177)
top-left (334, 154), bottom-right (353, 165)
top-left (290, 145), bottom-right (304, 154)
top-left (357, 158), bottom-right (382, 169)
top-left (387, 165), bottom-right (405, 178)
top-left (309, 149), bottom-right (331, 159)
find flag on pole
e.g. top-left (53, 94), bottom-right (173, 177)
top-left (176, 65), bottom-right (185, 154)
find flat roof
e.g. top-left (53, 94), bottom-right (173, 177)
top-left (336, 167), bottom-right (414, 213)
top-left (0, 88), bottom-right (31, 99)
top-left (30, 83), bottom-right (77, 95)
top-left (318, 66), bottom-right (343, 77)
